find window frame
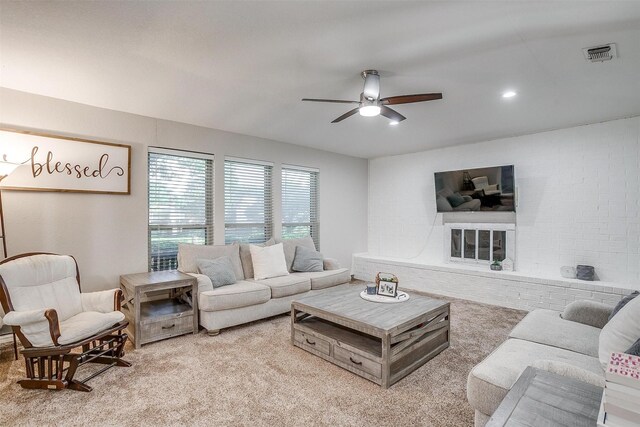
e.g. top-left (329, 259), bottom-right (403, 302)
top-left (147, 147), bottom-right (214, 271)
top-left (281, 164), bottom-right (320, 250)
top-left (223, 157), bottom-right (274, 244)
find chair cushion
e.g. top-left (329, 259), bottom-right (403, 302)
top-left (509, 309), bottom-right (601, 357)
top-left (0, 254), bottom-right (83, 321)
top-left (255, 275), bottom-right (311, 299)
top-left (198, 280), bottom-right (270, 312)
top-left (178, 243), bottom-right (244, 280)
top-left (467, 338), bottom-right (603, 417)
top-left (58, 311), bottom-right (125, 345)
top-left (295, 268), bottom-right (350, 290)
top-left (275, 237), bottom-right (316, 272)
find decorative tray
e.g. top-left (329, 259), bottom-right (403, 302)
top-left (359, 290), bottom-right (410, 304)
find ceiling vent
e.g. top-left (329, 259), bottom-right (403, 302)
top-left (583, 43), bottom-right (617, 63)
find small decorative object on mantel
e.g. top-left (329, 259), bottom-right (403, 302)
top-left (490, 260), bottom-right (502, 271)
top-left (501, 257), bottom-right (514, 272)
top-left (576, 265), bottom-right (595, 281)
top-left (375, 272), bottom-right (398, 297)
top-left (561, 266), bottom-right (577, 279)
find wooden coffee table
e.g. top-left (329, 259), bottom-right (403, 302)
top-left (291, 286), bottom-right (450, 388)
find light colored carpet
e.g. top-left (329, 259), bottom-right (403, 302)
top-left (0, 289), bottom-right (525, 426)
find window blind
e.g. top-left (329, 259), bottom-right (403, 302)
top-left (224, 158), bottom-right (273, 244)
top-left (282, 165), bottom-right (319, 250)
top-left (148, 149), bottom-right (214, 271)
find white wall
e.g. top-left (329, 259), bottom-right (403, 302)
top-left (0, 88), bottom-right (368, 291)
top-left (368, 116), bottom-right (640, 285)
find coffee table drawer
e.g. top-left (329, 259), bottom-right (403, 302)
top-left (334, 346), bottom-right (381, 379)
top-left (294, 330), bottom-right (331, 356)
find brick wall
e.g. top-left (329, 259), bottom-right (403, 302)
top-left (367, 116), bottom-right (640, 285)
top-left (353, 255), bottom-right (629, 311)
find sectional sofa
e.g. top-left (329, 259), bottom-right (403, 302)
top-left (467, 300), bottom-right (617, 426)
top-left (177, 237), bottom-right (351, 335)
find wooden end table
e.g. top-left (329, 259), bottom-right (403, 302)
top-left (487, 367), bottom-right (603, 427)
top-left (291, 286), bottom-right (450, 388)
top-left (120, 271), bottom-right (198, 349)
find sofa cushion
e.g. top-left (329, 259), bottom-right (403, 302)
top-left (255, 275), bottom-right (311, 299)
top-left (58, 311), bottom-right (125, 345)
top-left (197, 257), bottom-right (236, 288)
top-left (239, 238), bottom-right (275, 279)
top-left (276, 237), bottom-right (316, 272)
top-left (296, 268), bottom-right (350, 290)
top-left (467, 338), bottom-right (603, 417)
top-left (453, 198), bottom-right (481, 212)
top-left (599, 294), bottom-right (640, 368)
top-left (198, 280), bottom-right (270, 312)
top-left (509, 309), bottom-right (601, 357)
top-left (178, 243), bottom-right (244, 280)
top-left (435, 195), bottom-right (453, 212)
top-left (292, 245), bottom-right (324, 272)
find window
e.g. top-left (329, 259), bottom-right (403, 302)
top-left (148, 148), bottom-right (214, 271)
top-left (282, 166), bottom-right (320, 249)
top-left (446, 223), bottom-right (514, 265)
top-left (224, 158), bottom-right (273, 244)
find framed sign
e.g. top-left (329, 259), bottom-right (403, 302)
top-left (0, 128), bottom-right (131, 194)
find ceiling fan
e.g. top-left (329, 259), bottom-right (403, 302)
top-left (302, 70), bottom-right (442, 124)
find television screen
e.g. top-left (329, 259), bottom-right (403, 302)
top-left (434, 165), bottom-right (515, 212)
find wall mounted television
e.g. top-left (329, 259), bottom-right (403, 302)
top-left (434, 165), bottom-right (515, 213)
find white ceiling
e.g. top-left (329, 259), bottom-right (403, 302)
top-left (1, 1), bottom-right (640, 159)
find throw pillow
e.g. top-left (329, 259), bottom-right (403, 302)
top-left (461, 195), bottom-right (473, 202)
top-left (608, 290), bottom-right (639, 321)
top-left (197, 256), bottom-right (236, 288)
top-left (250, 243), bottom-right (289, 280)
top-left (446, 192), bottom-right (465, 207)
top-left (599, 292), bottom-right (640, 368)
top-left (292, 245), bottom-right (324, 272)
top-left (275, 237), bottom-right (316, 272)
top-left (626, 338), bottom-right (640, 356)
top-left (239, 238), bottom-right (275, 279)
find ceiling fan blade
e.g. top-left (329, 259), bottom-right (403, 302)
top-left (302, 98), bottom-right (360, 104)
top-left (331, 108), bottom-right (360, 123)
top-left (380, 93), bottom-right (443, 105)
top-left (380, 106), bottom-right (406, 123)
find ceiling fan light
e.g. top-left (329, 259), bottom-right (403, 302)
top-left (359, 105), bottom-right (381, 117)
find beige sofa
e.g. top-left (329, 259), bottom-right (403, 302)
top-left (177, 237), bottom-right (350, 335)
top-left (467, 300), bottom-right (615, 426)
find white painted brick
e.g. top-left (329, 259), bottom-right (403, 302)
top-left (353, 257), bottom-right (629, 312)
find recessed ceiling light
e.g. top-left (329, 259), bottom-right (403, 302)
top-left (389, 121), bottom-right (399, 126)
top-left (502, 91), bottom-right (517, 99)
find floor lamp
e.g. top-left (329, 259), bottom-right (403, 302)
top-left (0, 157), bottom-right (22, 360)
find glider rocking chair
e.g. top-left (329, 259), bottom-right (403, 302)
top-left (0, 253), bottom-right (130, 391)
